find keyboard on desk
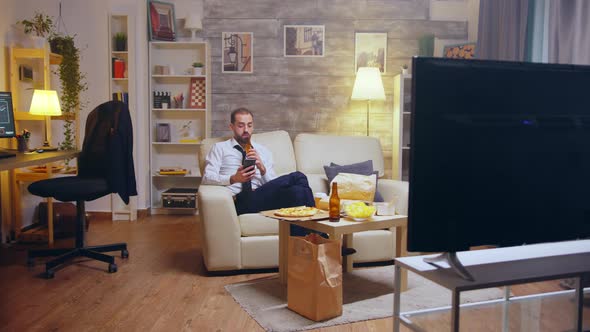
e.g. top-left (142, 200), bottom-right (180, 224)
top-left (0, 151), bottom-right (17, 159)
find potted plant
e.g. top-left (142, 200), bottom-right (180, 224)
top-left (401, 64), bottom-right (409, 75)
top-left (17, 12), bottom-right (54, 48)
top-left (114, 32), bottom-right (127, 52)
top-left (192, 62), bottom-right (204, 75)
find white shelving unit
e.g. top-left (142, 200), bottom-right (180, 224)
top-left (392, 73), bottom-right (412, 181)
top-left (148, 41), bottom-right (210, 214)
top-left (108, 13), bottom-right (137, 221)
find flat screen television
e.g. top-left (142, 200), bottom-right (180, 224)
top-left (408, 57), bottom-right (590, 273)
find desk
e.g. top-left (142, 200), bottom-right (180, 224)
top-left (0, 150), bottom-right (79, 244)
top-left (393, 240), bottom-right (590, 332)
top-left (276, 214), bottom-right (409, 290)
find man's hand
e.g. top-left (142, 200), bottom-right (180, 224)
top-left (230, 165), bottom-right (256, 184)
top-left (246, 148), bottom-right (267, 176)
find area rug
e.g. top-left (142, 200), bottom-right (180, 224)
top-left (225, 266), bottom-right (506, 332)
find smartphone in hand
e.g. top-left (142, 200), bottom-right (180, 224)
top-left (243, 158), bottom-right (256, 169)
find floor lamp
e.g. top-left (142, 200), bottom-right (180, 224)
top-left (29, 89), bottom-right (62, 151)
top-left (351, 67), bottom-right (386, 136)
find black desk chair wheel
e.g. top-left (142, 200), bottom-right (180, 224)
top-left (27, 101), bottom-right (137, 279)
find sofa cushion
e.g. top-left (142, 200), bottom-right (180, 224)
top-left (324, 160), bottom-right (384, 202)
top-left (330, 172), bottom-right (377, 202)
top-left (250, 130), bottom-right (296, 176)
top-left (239, 213), bottom-right (279, 236)
top-left (306, 173), bottom-right (329, 195)
top-left (294, 133), bottom-right (385, 177)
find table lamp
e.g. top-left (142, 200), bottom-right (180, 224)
top-left (184, 14), bottom-right (202, 40)
top-left (351, 67), bottom-right (386, 136)
top-left (29, 89), bottom-right (62, 151)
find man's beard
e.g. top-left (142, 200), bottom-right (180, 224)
top-left (235, 134), bottom-right (250, 145)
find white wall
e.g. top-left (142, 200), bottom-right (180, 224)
top-left (2, 0), bottom-right (201, 226)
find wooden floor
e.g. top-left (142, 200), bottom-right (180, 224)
top-left (0, 214), bottom-right (587, 331)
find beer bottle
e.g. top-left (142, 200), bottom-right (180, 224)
top-left (244, 138), bottom-right (252, 154)
top-left (329, 182), bottom-right (340, 222)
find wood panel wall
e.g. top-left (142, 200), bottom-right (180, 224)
top-left (203, 0), bottom-right (467, 178)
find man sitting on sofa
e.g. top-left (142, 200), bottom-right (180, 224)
top-left (202, 107), bottom-right (315, 222)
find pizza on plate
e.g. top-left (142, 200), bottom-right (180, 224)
top-left (274, 206), bottom-right (319, 218)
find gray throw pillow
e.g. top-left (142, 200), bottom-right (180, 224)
top-left (323, 160), bottom-right (384, 202)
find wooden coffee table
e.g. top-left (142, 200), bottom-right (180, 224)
top-left (276, 214), bottom-right (409, 291)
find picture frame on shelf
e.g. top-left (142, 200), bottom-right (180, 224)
top-left (19, 65), bottom-right (33, 81)
top-left (148, 0), bottom-right (176, 41)
top-left (284, 25), bottom-right (324, 57)
top-left (443, 42), bottom-right (477, 59)
top-left (156, 123), bottom-right (171, 142)
top-left (355, 32), bottom-right (387, 73)
top-left (222, 32), bottom-right (253, 73)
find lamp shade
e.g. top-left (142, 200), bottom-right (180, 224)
top-left (29, 90), bottom-right (62, 116)
top-left (184, 14), bottom-right (202, 30)
top-left (351, 67), bottom-right (386, 101)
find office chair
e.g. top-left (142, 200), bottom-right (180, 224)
top-left (27, 101), bottom-right (137, 279)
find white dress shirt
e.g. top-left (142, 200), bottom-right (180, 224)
top-left (202, 138), bottom-right (277, 195)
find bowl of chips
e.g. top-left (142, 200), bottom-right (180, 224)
top-left (344, 201), bottom-right (376, 221)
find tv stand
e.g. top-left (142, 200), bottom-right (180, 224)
top-left (393, 240), bottom-right (590, 332)
top-left (423, 252), bottom-right (474, 281)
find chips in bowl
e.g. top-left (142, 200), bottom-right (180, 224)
top-left (344, 202), bottom-right (376, 220)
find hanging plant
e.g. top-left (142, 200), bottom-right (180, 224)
top-left (50, 35), bottom-right (87, 152)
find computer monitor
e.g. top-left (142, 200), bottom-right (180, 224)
top-left (0, 92), bottom-right (17, 158)
top-left (0, 92), bottom-right (16, 139)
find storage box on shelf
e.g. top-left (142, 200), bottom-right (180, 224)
top-left (392, 73), bottom-right (412, 181)
top-left (149, 41), bottom-right (210, 214)
top-left (109, 13), bottom-right (137, 221)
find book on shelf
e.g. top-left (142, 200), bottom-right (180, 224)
top-left (112, 92), bottom-right (129, 105)
top-left (158, 167), bottom-right (188, 175)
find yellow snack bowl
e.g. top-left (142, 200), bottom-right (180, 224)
top-left (344, 202), bottom-right (376, 220)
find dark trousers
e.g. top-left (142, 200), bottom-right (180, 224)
top-left (235, 171), bottom-right (315, 236)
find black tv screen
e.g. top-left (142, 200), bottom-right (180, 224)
top-left (407, 57), bottom-right (590, 253)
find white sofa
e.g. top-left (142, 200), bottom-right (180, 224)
top-left (197, 130), bottom-right (409, 272)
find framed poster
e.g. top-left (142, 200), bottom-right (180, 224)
top-left (284, 25), bottom-right (324, 57)
top-left (148, 0), bottom-right (176, 41)
top-left (355, 32), bottom-right (387, 73)
top-left (222, 32), bottom-right (253, 73)
top-left (443, 42), bottom-right (476, 59)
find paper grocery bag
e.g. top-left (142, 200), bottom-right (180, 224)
top-left (287, 233), bottom-right (343, 321)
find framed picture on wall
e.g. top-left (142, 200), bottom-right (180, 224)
top-left (284, 25), bottom-right (324, 57)
top-left (355, 32), bottom-right (387, 73)
top-left (222, 32), bottom-right (253, 73)
top-left (148, 0), bottom-right (176, 41)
